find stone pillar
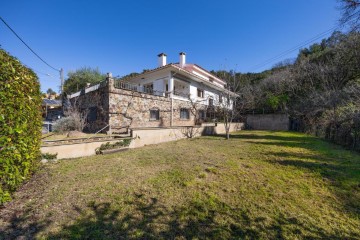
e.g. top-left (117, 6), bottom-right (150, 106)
top-left (107, 72), bottom-right (114, 92)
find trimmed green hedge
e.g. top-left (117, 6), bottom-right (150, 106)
top-left (0, 49), bottom-right (42, 204)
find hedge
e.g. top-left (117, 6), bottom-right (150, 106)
top-left (0, 49), bottom-right (42, 204)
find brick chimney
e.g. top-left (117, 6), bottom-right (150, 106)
top-left (158, 53), bottom-right (167, 67)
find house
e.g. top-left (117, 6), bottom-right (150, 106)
top-left (69, 52), bottom-right (236, 133)
top-left (42, 98), bottom-right (62, 121)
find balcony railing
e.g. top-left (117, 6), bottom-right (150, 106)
top-left (114, 80), bottom-right (165, 97)
top-left (173, 90), bottom-right (190, 98)
top-left (113, 80), bottom-right (192, 99)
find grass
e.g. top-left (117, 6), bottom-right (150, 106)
top-left (1, 131), bottom-right (360, 239)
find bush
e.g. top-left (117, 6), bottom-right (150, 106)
top-left (95, 139), bottom-right (131, 154)
top-left (0, 49), bottom-right (42, 204)
top-left (41, 152), bottom-right (58, 160)
top-left (52, 103), bottom-right (88, 133)
top-left (53, 116), bottom-right (82, 133)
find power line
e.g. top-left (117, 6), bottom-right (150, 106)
top-left (0, 16), bottom-right (60, 72)
top-left (32, 69), bottom-right (55, 78)
top-left (248, 27), bottom-right (338, 71)
top-left (247, 10), bottom-right (360, 72)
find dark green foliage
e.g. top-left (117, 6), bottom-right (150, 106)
top-left (117, 72), bottom-right (140, 82)
top-left (95, 139), bottom-right (131, 154)
top-left (41, 152), bottom-right (58, 160)
top-left (46, 88), bottom-right (56, 95)
top-left (0, 49), bottom-right (42, 204)
top-left (63, 67), bottom-right (106, 94)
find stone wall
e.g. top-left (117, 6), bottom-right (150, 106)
top-left (71, 78), bottom-right (218, 133)
top-left (109, 87), bottom-right (172, 128)
top-left (246, 114), bottom-right (289, 131)
top-left (108, 78), bottom-right (206, 129)
top-left (70, 81), bottom-right (110, 133)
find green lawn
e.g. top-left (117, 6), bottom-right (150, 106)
top-left (1, 131), bottom-right (359, 239)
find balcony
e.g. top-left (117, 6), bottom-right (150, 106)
top-left (114, 80), bottom-right (165, 97)
top-left (173, 90), bottom-right (190, 98)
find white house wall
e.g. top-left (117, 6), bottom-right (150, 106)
top-left (153, 79), bottom-right (164, 95)
top-left (127, 68), bottom-right (233, 110)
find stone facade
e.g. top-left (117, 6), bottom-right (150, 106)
top-left (71, 77), bottom-right (208, 133)
top-left (70, 80), bottom-right (110, 133)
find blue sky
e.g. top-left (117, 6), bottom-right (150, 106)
top-left (1, 0), bottom-right (341, 93)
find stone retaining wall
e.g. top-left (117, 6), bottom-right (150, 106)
top-left (130, 122), bottom-right (244, 148)
top-left (42, 123), bottom-right (244, 159)
top-left (246, 114), bottom-right (289, 131)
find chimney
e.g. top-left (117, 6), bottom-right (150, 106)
top-left (179, 52), bottom-right (186, 67)
top-left (158, 53), bottom-right (167, 67)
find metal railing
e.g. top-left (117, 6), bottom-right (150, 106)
top-left (114, 80), bottom-right (138, 91)
top-left (114, 80), bottom-right (192, 99)
top-left (173, 90), bottom-right (190, 98)
top-left (114, 80), bottom-right (166, 97)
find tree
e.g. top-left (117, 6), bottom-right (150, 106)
top-left (214, 71), bottom-right (242, 140)
top-left (53, 99), bottom-right (89, 133)
top-left (339, 0), bottom-right (360, 31)
top-left (63, 67), bottom-right (106, 94)
top-left (46, 88), bottom-right (56, 95)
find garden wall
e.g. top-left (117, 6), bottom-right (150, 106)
top-left (246, 114), bottom-right (289, 131)
top-left (130, 122), bottom-right (244, 148)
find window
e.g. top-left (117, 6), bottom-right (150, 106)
top-left (219, 95), bottom-right (223, 103)
top-left (198, 110), bottom-right (205, 120)
top-left (144, 83), bottom-right (153, 94)
top-left (197, 89), bottom-right (204, 98)
top-left (180, 108), bottom-right (190, 119)
top-left (150, 109), bottom-right (160, 120)
top-left (209, 98), bottom-right (214, 106)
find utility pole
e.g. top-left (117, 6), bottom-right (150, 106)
top-left (60, 68), bottom-right (64, 94)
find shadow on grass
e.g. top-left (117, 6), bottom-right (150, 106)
top-left (41, 192), bottom-right (346, 240)
top-left (209, 132), bottom-right (312, 143)
top-left (268, 152), bottom-right (360, 215)
top-left (1, 193), bottom-right (355, 240)
top-left (0, 207), bottom-right (51, 240)
top-left (237, 132), bottom-right (360, 217)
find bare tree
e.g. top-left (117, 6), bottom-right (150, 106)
top-left (339, 0), bottom-right (360, 31)
top-left (53, 99), bottom-right (89, 133)
top-left (215, 71), bottom-right (242, 140)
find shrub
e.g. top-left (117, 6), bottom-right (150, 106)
top-left (53, 116), bottom-right (81, 133)
top-left (0, 49), bottom-right (42, 204)
top-left (41, 152), bottom-right (58, 160)
top-left (95, 139), bottom-right (131, 154)
top-left (52, 103), bottom-right (88, 133)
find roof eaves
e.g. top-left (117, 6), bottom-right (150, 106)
top-left (193, 64), bottom-right (226, 83)
top-left (125, 64), bottom-right (174, 82)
